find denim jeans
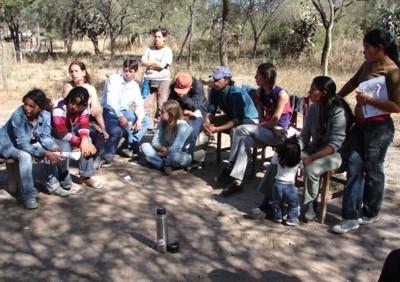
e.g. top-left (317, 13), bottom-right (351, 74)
top-left (342, 119), bottom-right (394, 219)
top-left (141, 79), bottom-right (151, 98)
top-left (103, 109), bottom-right (149, 160)
top-left (0, 145), bottom-right (36, 203)
top-left (141, 142), bottom-right (192, 169)
top-left (271, 182), bottom-right (299, 221)
top-left (46, 139), bottom-right (95, 190)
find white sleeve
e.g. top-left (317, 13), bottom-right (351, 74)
top-left (103, 75), bottom-right (123, 117)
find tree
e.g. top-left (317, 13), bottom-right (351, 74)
top-left (311, 0), bottom-right (353, 75)
top-left (220, 0), bottom-right (229, 66)
top-left (0, 6), bottom-right (7, 89)
top-left (377, 4), bottom-right (400, 37)
top-left (239, 0), bottom-right (284, 58)
top-left (177, 0), bottom-right (197, 69)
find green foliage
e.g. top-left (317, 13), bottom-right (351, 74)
top-left (376, 5), bottom-right (400, 37)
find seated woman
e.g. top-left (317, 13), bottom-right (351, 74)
top-left (62, 60), bottom-right (109, 152)
top-left (246, 76), bottom-right (353, 221)
top-left (51, 86), bottom-right (102, 190)
top-left (0, 89), bottom-right (68, 210)
top-left (216, 63), bottom-right (292, 197)
top-left (141, 100), bottom-right (195, 174)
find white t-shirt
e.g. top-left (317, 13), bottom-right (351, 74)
top-left (271, 153), bottom-right (301, 184)
top-left (141, 46), bottom-right (173, 80)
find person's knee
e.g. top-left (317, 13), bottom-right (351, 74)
top-left (348, 151), bottom-right (364, 172)
top-left (18, 151), bottom-right (32, 163)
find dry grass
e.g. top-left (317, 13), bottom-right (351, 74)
top-left (1, 39), bottom-right (399, 145)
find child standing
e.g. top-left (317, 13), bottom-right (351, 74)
top-left (270, 137), bottom-right (302, 226)
top-left (141, 100), bottom-right (195, 174)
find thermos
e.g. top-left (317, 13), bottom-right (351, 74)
top-left (156, 208), bottom-right (168, 253)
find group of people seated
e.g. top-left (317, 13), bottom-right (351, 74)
top-left (1, 28), bottom-right (399, 236)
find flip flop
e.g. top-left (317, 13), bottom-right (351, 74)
top-left (80, 177), bottom-right (103, 190)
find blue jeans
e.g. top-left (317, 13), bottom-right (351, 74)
top-left (342, 119), bottom-right (394, 219)
top-left (271, 182), bottom-right (299, 221)
top-left (141, 143), bottom-right (192, 169)
top-left (103, 109), bottom-right (150, 160)
top-left (0, 145), bottom-right (36, 203)
top-left (46, 139), bottom-right (95, 190)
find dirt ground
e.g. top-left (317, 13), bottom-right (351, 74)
top-left (0, 132), bottom-right (399, 282)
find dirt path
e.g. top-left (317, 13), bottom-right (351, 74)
top-left (0, 141), bottom-right (399, 281)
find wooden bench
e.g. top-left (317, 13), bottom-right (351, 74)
top-left (0, 158), bottom-right (20, 195)
top-left (317, 170), bottom-right (346, 224)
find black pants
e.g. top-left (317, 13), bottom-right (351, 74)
top-left (379, 249), bottom-right (400, 282)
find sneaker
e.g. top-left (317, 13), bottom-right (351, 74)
top-left (303, 202), bottom-right (317, 223)
top-left (243, 208), bottom-right (266, 220)
top-left (273, 217), bottom-right (283, 223)
top-left (24, 198), bottom-right (39, 210)
top-left (60, 178), bottom-right (72, 190)
top-left (359, 216), bottom-right (380, 225)
top-left (163, 166), bottom-right (173, 176)
top-left (119, 148), bottom-right (133, 158)
top-left (286, 218), bottom-right (300, 226)
top-left (101, 160), bottom-right (113, 168)
top-left (331, 219), bottom-right (360, 234)
top-left (52, 187), bottom-right (72, 197)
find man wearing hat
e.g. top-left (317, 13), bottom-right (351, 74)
top-left (169, 72), bottom-right (208, 139)
top-left (203, 66), bottom-right (258, 137)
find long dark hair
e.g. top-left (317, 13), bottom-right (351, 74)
top-left (312, 76), bottom-right (354, 140)
top-left (277, 136), bottom-right (301, 168)
top-left (22, 89), bottom-right (52, 111)
top-left (65, 86), bottom-right (89, 108)
top-left (161, 100), bottom-right (182, 135)
top-left (364, 29), bottom-right (400, 67)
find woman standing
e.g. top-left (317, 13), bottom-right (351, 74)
top-left (0, 89), bottom-right (67, 209)
top-left (141, 100), bottom-right (194, 173)
top-left (141, 27), bottom-right (173, 128)
top-left (332, 29), bottom-right (400, 234)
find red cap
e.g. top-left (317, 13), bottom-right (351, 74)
top-left (174, 73), bottom-right (193, 95)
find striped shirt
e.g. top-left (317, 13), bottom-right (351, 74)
top-left (52, 99), bottom-right (90, 147)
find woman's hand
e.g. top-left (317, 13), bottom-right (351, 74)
top-left (131, 120), bottom-right (142, 132)
top-left (355, 89), bottom-right (370, 105)
top-left (44, 151), bottom-right (63, 164)
top-left (80, 137), bottom-right (97, 158)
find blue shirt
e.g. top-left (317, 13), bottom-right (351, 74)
top-left (0, 107), bottom-right (58, 158)
top-left (151, 120), bottom-right (195, 154)
top-left (207, 85), bottom-right (258, 121)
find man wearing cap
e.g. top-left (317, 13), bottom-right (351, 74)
top-left (203, 66), bottom-right (258, 137)
top-left (169, 72), bottom-right (208, 139)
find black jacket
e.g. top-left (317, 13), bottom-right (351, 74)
top-left (169, 77), bottom-right (208, 116)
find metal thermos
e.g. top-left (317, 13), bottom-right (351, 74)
top-left (156, 208), bottom-right (168, 253)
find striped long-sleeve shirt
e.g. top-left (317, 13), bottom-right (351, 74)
top-left (52, 99), bottom-right (90, 147)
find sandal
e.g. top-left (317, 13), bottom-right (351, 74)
top-left (69, 185), bottom-right (86, 195)
top-left (80, 177), bottom-right (103, 190)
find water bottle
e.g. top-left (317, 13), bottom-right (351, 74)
top-left (55, 151), bottom-right (81, 161)
top-left (156, 208), bottom-right (168, 253)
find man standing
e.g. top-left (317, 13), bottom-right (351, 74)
top-left (101, 59), bottom-right (150, 165)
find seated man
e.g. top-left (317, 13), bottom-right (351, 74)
top-left (169, 72), bottom-right (208, 139)
top-left (51, 86), bottom-right (102, 190)
top-left (101, 59), bottom-right (150, 164)
top-left (203, 66), bottom-right (258, 137)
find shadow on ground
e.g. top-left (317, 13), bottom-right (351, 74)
top-left (0, 145), bottom-right (399, 281)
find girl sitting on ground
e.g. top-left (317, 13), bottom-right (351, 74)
top-left (0, 89), bottom-right (67, 210)
top-left (270, 137), bottom-right (302, 226)
top-left (141, 100), bottom-right (195, 174)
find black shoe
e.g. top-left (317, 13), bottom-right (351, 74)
top-left (220, 184), bottom-right (243, 197)
top-left (215, 168), bottom-right (233, 185)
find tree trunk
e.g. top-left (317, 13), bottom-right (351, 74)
top-left (187, 0), bottom-right (196, 69)
top-left (49, 37), bottom-right (53, 53)
top-left (321, 0), bottom-right (335, 75)
top-left (34, 19), bottom-right (41, 53)
top-left (0, 38), bottom-right (7, 90)
top-left (110, 30), bottom-right (116, 58)
top-left (252, 36), bottom-right (259, 58)
top-left (8, 23), bottom-right (21, 63)
top-left (89, 35), bottom-right (101, 54)
top-left (219, 0), bottom-right (229, 66)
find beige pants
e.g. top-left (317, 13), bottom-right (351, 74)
top-left (144, 80), bottom-right (170, 129)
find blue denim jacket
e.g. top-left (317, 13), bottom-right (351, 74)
top-left (0, 106), bottom-right (58, 158)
